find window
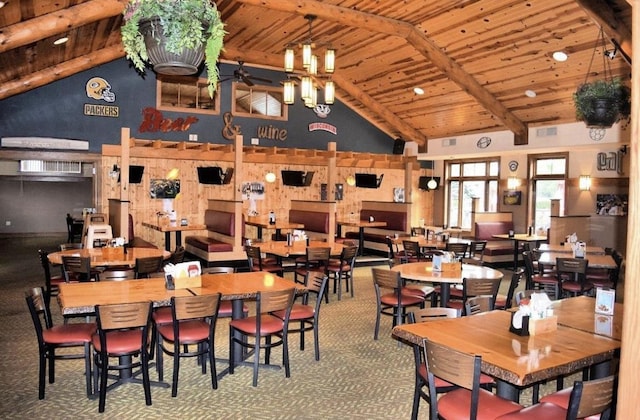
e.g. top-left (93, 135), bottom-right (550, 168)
top-left (446, 159), bottom-right (499, 229)
top-left (156, 76), bottom-right (220, 115)
top-left (529, 154), bottom-right (567, 231)
top-left (231, 83), bottom-right (288, 120)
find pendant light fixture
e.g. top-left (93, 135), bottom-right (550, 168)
top-left (427, 160), bottom-right (438, 190)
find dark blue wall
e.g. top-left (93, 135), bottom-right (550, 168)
top-left (0, 59), bottom-right (393, 153)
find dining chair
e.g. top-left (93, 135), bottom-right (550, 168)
top-left (495, 375), bottom-right (616, 419)
top-left (372, 267), bottom-right (425, 340)
top-left (522, 251), bottom-right (559, 300)
top-left (156, 293), bottom-right (222, 397)
top-left (447, 276), bottom-right (501, 316)
top-left (25, 287), bottom-right (96, 400)
top-left (228, 287), bottom-right (296, 387)
top-left (468, 241), bottom-right (487, 263)
top-left (402, 240), bottom-right (423, 262)
top-left (327, 245), bottom-right (358, 301)
top-left (446, 241), bottom-right (469, 259)
top-left (422, 337), bottom-right (523, 420)
top-left (464, 295), bottom-right (495, 316)
top-left (167, 246), bottom-right (186, 265)
top-left (61, 255), bottom-right (100, 282)
top-left (134, 256), bottom-right (164, 279)
top-left (556, 257), bottom-right (591, 297)
top-left (495, 269), bottom-right (525, 310)
top-left (386, 236), bottom-right (408, 267)
top-left (92, 301), bottom-right (153, 413)
top-left (246, 245), bottom-right (284, 276)
top-left (38, 249), bottom-right (65, 307)
top-left (294, 247), bottom-right (331, 286)
top-left (66, 213), bottom-right (83, 243)
top-left (272, 271), bottom-right (329, 361)
top-left (201, 266), bottom-right (249, 318)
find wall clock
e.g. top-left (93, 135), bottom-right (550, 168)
top-left (476, 136), bottom-right (491, 149)
top-left (509, 160), bottom-right (519, 171)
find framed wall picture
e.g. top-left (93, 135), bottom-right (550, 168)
top-left (503, 190), bottom-right (521, 205)
top-left (596, 194), bottom-right (627, 215)
top-left (393, 187), bottom-right (405, 203)
top-left (320, 184), bottom-right (343, 201)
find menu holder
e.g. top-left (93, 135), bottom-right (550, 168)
top-left (595, 288), bottom-right (615, 315)
top-left (529, 316), bottom-right (557, 336)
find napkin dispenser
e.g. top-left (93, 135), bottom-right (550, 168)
top-left (509, 312), bottom-right (530, 336)
top-left (164, 261), bottom-right (202, 289)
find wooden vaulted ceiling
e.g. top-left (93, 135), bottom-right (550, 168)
top-left (0, 0), bottom-right (633, 151)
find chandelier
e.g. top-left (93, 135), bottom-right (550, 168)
top-left (283, 15), bottom-right (335, 108)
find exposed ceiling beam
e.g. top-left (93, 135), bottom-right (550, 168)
top-left (235, 0), bottom-right (529, 146)
top-left (0, 0), bottom-right (127, 54)
top-left (575, 0), bottom-right (633, 63)
top-left (0, 45), bottom-right (123, 100)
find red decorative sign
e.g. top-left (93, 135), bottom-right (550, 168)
top-left (139, 107), bottom-right (199, 132)
top-left (308, 122), bottom-right (337, 135)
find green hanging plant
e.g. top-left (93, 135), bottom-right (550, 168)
top-left (121, 0), bottom-right (226, 97)
top-left (573, 78), bottom-right (631, 128)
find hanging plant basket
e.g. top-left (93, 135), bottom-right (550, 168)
top-left (573, 79), bottom-right (631, 129)
top-left (140, 18), bottom-right (204, 76)
top-left (120, 0), bottom-right (225, 97)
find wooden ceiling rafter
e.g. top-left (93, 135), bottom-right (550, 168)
top-left (234, 0), bottom-right (530, 147)
top-left (575, 0), bottom-right (633, 62)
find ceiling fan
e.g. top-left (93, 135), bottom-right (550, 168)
top-left (219, 61), bottom-right (272, 86)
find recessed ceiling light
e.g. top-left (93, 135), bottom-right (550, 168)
top-left (552, 51), bottom-right (568, 62)
top-left (413, 87), bottom-right (425, 95)
top-left (525, 90), bottom-right (537, 98)
top-left (53, 37), bottom-right (68, 45)
top-left (0, 2), bottom-right (6, 9)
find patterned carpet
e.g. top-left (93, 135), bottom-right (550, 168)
top-left (0, 235), bottom-right (546, 419)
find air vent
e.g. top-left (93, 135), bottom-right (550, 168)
top-left (536, 127), bottom-right (557, 137)
top-left (1, 136), bottom-right (89, 150)
top-left (441, 138), bottom-right (457, 147)
top-left (20, 160), bottom-right (82, 174)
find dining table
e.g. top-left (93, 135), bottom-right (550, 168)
top-left (58, 271), bottom-right (302, 379)
top-left (492, 233), bottom-right (548, 271)
top-left (244, 216), bottom-right (304, 241)
top-left (336, 219), bottom-right (387, 256)
top-left (550, 295), bottom-right (623, 340)
top-left (141, 221), bottom-right (206, 251)
top-left (392, 309), bottom-right (620, 402)
top-left (390, 261), bottom-right (503, 307)
top-left (536, 243), bottom-right (606, 255)
top-left (536, 252), bottom-right (617, 269)
top-left (48, 246), bottom-right (171, 267)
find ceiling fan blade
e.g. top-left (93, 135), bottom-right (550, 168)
top-left (241, 74), bottom-right (254, 86)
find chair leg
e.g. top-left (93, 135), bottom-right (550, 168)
top-left (374, 303), bottom-right (381, 340)
top-left (49, 349), bottom-right (55, 384)
top-left (142, 349), bottom-right (152, 406)
top-left (228, 327), bottom-right (235, 375)
top-left (411, 377), bottom-right (422, 420)
top-left (38, 351), bottom-right (46, 400)
top-left (313, 320), bottom-right (320, 361)
top-left (208, 340), bottom-right (217, 390)
top-left (283, 332), bottom-right (290, 378)
top-left (299, 321), bottom-right (306, 351)
top-left (98, 353), bottom-right (108, 413)
top-left (252, 334), bottom-right (260, 387)
top-left (171, 341), bottom-right (180, 397)
top-left (84, 343), bottom-right (92, 398)
top-left (157, 336), bottom-right (164, 381)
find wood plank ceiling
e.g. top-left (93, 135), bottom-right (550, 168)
top-left (0, 0), bottom-right (633, 151)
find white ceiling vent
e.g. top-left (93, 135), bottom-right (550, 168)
top-left (441, 138), bottom-right (457, 147)
top-left (1, 136), bottom-right (89, 150)
top-left (20, 160), bottom-right (82, 174)
top-left (536, 127), bottom-right (558, 137)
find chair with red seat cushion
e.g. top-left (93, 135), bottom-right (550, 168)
top-left (327, 245), bottom-right (358, 301)
top-left (25, 287), bottom-right (95, 400)
top-left (93, 301), bottom-right (153, 413)
top-left (523, 251), bottom-right (559, 300)
top-left (134, 256), bottom-right (164, 279)
top-left (228, 287), bottom-right (296, 387)
top-left (556, 257), bottom-right (591, 297)
top-left (496, 375), bottom-right (616, 420)
top-left (38, 249), bottom-right (65, 307)
top-left (246, 245), bottom-right (284, 277)
top-left (372, 267), bottom-right (425, 340)
top-left (447, 277), bottom-right (501, 316)
top-left (407, 308), bottom-right (496, 420)
top-left (423, 337), bottom-right (522, 420)
top-left (402, 240), bottom-right (423, 262)
top-left (294, 247), bottom-right (331, 286)
top-left (62, 255), bottom-right (100, 282)
top-left (272, 271), bottom-right (328, 361)
top-left (157, 293), bottom-right (221, 397)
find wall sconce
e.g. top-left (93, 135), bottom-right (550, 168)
top-left (265, 172), bottom-right (276, 183)
top-left (507, 176), bottom-right (520, 190)
top-left (579, 175), bottom-right (591, 191)
top-left (166, 168), bottom-right (179, 180)
top-left (346, 175), bottom-right (356, 186)
top-left (109, 164), bottom-right (120, 179)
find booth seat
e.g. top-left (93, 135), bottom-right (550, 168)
top-left (185, 209), bottom-right (243, 263)
top-left (472, 221), bottom-right (516, 264)
top-left (344, 209), bottom-right (407, 253)
top-left (128, 214), bottom-right (157, 249)
top-left (289, 209), bottom-right (331, 240)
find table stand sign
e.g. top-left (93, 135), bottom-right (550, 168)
top-left (164, 261), bottom-right (202, 290)
top-left (595, 288), bottom-right (615, 315)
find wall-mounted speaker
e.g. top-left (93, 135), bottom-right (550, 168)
top-left (392, 138), bottom-right (405, 155)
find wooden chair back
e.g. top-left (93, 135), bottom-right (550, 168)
top-left (134, 256), bottom-right (164, 278)
top-left (465, 295), bottom-right (495, 315)
top-left (569, 375), bottom-right (616, 419)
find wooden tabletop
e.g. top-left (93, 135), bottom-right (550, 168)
top-left (537, 252), bottom-right (617, 269)
top-left (336, 220), bottom-right (387, 228)
top-left (493, 233), bottom-right (548, 242)
top-left (48, 247), bottom-right (171, 267)
top-left (550, 296), bottom-right (623, 340)
top-left (537, 243), bottom-right (606, 255)
top-left (57, 271), bottom-right (299, 316)
top-left (245, 217), bottom-right (304, 230)
top-left (142, 221), bottom-right (206, 233)
top-left (390, 261), bottom-right (503, 284)
top-left (392, 310), bottom-right (620, 387)
top-left (258, 240), bottom-right (345, 258)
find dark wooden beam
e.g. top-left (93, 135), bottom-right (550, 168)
top-left (575, 0), bottom-right (633, 63)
